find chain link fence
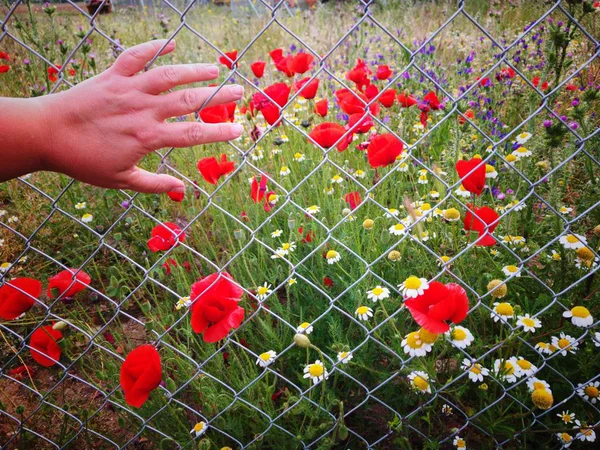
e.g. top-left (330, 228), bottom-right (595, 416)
top-left (1, 0), bottom-right (600, 448)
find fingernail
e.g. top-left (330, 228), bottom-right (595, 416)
top-left (206, 65), bottom-right (219, 76)
top-left (231, 124), bottom-right (244, 135)
top-left (231, 85), bottom-right (244, 96)
top-left (171, 184), bottom-right (185, 193)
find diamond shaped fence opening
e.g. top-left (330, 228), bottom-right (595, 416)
top-left (1, 0), bottom-right (600, 449)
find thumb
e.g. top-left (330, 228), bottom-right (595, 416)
top-left (126, 167), bottom-right (185, 194)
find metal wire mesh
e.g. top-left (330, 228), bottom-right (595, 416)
top-left (1, 0), bottom-right (599, 448)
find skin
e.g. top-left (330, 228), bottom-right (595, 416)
top-left (0, 39), bottom-right (244, 193)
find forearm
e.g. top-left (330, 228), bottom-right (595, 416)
top-left (0, 96), bottom-right (51, 181)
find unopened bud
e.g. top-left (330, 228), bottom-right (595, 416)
top-left (294, 333), bottom-right (311, 348)
top-left (52, 321), bottom-right (68, 331)
top-left (362, 219), bottom-right (374, 230)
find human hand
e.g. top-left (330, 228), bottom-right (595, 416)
top-left (38, 39), bottom-right (244, 193)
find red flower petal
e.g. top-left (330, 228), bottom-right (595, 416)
top-left (47, 269), bottom-right (91, 299)
top-left (456, 158), bottom-right (486, 196)
top-left (30, 326), bottom-right (62, 367)
top-left (120, 344), bottom-right (162, 408)
top-left (0, 277), bottom-right (42, 320)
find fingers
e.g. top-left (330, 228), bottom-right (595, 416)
top-left (155, 122), bottom-right (244, 148)
top-left (155, 85), bottom-right (244, 119)
top-left (138, 64), bottom-right (220, 94)
top-left (125, 167), bottom-right (185, 194)
top-left (113, 39), bottom-right (176, 77)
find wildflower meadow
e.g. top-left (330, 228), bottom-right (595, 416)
top-left (1, 0), bottom-right (600, 449)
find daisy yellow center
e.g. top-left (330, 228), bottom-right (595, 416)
top-left (565, 235), bottom-right (579, 243)
top-left (309, 364), bottom-right (324, 377)
top-left (516, 147), bottom-right (528, 154)
top-left (522, 318), bottom-right (535, 327)
top-left (495, 303), bottom-right (514, 316)
top-left (418, 328), bottom-right (439, 345)
top-left (560, 433), bottom-right (572, 442)
top-left (470, 364), bottom-right (482, 375)
top-left (444, 208), bottom-right (460, 220)
top-left (404, 276), bottom-right (422, 290)
top-left (548, 344), bottom-right (558, 352)
top-left (339, 352), bottom-right (349, 358)
top-left (561, 414), bottom-right (572, 423)
top-left (532, 389), bottom-right (553, 409)
top-left (453, 328), bottom-right (467, 341)
top-left (332, 175), bottom-right (342, 181)
top-left (357, 306), bottom-right (369, 315)
top-left (372, 287), bottom-right (384, 296)
top-left (281, 166), bottom-right (289, 171)
top-left (485, 164), bottom-right (495, 173)
top-left (532, 381), bottom-right (546, 390)
top-left (405, 332), bottom-right (423, 349)
top-left (517, 359), bottom-right (532, 370)
top-left (294, 153), bottom-right (303, 159)
top-left (583, 428), bottom-right (593, 437)
top-left (413, 376), bottom-right (429, 391)
top-left (571, 306), bottom-right (590, 318)
top-left (576, 247), bottom-right (594, 261)
top-left (421, 203), bottom-right (431, 211)
top-left (584, 386), bottom-right (599, 398)
top-left (506, 154), bottom-right (517, 162)
top-left (503, 362), bottom-right (515, 375)
top-left (440, 256), bottom-right (450, 263)
top-left (326, 250), bottom-right (339, 259)
top-left (558, 338), bottom-right (571, 349)
top-left (456, 439), bottom-right (466, 448)
top-left (193, 423), bottom-right (205, 433)
top-left (257, 286), bottom-right (269, 295)
top-left (459, 185), bottom-right (467, 192)
top-left (393, 224), bottom-right (405, 231)
top-left (506, 265), bottom-right (518, 273)
top-left (259, 352), bottom-right (272, 361)
top-left (282, 243), bottom-right (291, 250)
top-left (268, 194), bottom-right (277, 202)
top-left (300, 322), bottom-right (310, 329)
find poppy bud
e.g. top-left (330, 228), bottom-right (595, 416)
top-left (287, 217), bottom-right (296, 230)
top-left (140, 302), bottom-right (152, 314)
top-left (293, 333), bottom-right (311, 348)
top-left (52, 321), bottom-right (68, 331)
top-left (362, 219), bottom-right (374, 230)
top-left (487, 279), bottom-right (507, 299)
top-left (388, 250), bottom-right (401, 261)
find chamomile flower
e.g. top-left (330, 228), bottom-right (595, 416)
top-left (512, 146), bottom-right (532, 158)
top-left (438, 255), bottom-right (451, 266)
top-left (455, 185), bottom-right (471, 198)
top-left (502, 264), bottom-right (521, 277)
top-left (398, 276), bottom-right (429, 299)
top-left (288, 278), bottom-right (297, 286)
top-left (562, 306), bottom-right (593, 327)
top-left (515, 357), bottom-right (537, 377)
top-left (556, 432), bottom-right (574, 447)
top-left (296, 322), bottom-right (313, 334)
top-left (325, 250), bottom-right (341, 264)
top-left (389, 223), bottom-right (407, 235)
top-left (75, 202), bottom-right (86, 210)
top-left (515, 131), bottom-right (532, 144)
top-left (398, 162), bottom-right (409, 172)
top-left (280, 166), bottom-right (291, 176)
top-left (551, 333), bottom-right (579, 356)
top-left (516, 314), bottom-right (542, 333)
top-left (442, 404), bottom-right (453, 416)
top-left (337, 351), bottom-right (353, 364)
top-left (557, 411), bottom-right (576, 424)
top-left (303, 360), bottom-right (329, 384)
top-left (453, 436), bottom-right (466, 449)
top-left (501, 235), bottom-right (526, 247)
top-left (355, 169), bottom-right (366, 179)
top-left (574, 420), bottom-right (596, 442)
top-left (81, 213), bottom-right (93, 223)
top-left (384, 208), bottom-right (400, 218)
top-left (429, 190), bottom-right (440, 199)
top-left (0, 262), bottom-right (12, 273)
top-left (271, 229), bottom-right (283, 238)
top-left (190, 421), bottom-right (208, 438)
top-left (355, 305), bottom-right (373, 321)
top-left (175, 296), bottom-right (192, 310)
top-left (407, 371), bottom-right (432, 394)
top-left (577, 381), bottom-right (600, 404)
top-left (271, 248), bottom-right (287, 259)
top-left (443, 208), bottom-right (461, 222)
top-left (306, 205), bottom-right (320, 215)
top-left (323, 187), bottom-right (335, 195)
top-left (559, 206), bottom-right (573, 214)
top-left (279, 242), bottom-right (296, 255)
top-left (294, 152), bottom-right (306, 162)
top-left (491, 302), bottom-right (514, 322)
top-left (401, 331), bottom-right (433, 357)
top-left (256, 350), bottom-right (277, 368)
top-left (446, 326), bottom-right (474, 349)
top-left (331, 174), bottom-right (344, 184)
top-left (485, 164), bottom-right (498, 179)
top-left (549, 249), bottom-right (562, 261)
top-left (256, 282), bottom-right (273, 300)
top-left (494, 357), bottom-right (521, 383)
top-left (417, 174), bottom-right (428, 184)
top-left (367, 286), bottom-right (390, 302)
top-left (7, 216), bottom-right (18, 224)
top-left (559, 233), bottom-right (587, 250)
top-left (461, 358), bottom-right (489, 382)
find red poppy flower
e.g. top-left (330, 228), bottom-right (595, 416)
top-left (346, 58), bottom-right (372, 92)
top-left (167, 191), bottom-right (184, 202)
top-left (336, 89), bottom-right (367, 115)
top-left (347, 113), bottom-right (373, 134)
top-left (290, 52), bottom-right (314, 74)
top-left (251, 175), bottom-right (268, 203)
top-left (308, 122), bottom-right (351, 151)
top-left (275, 55), bottom-right (295, 77)
top-left (323, 276), bottom-right (333, 288)
top-left (496, 67), bottom-right (515, 80)
top-left (0, 277), bottom-right (42, 320)
top-left (0, 51), bottom-right (10, 61)
top-left (218, 50), bottom-right (238, 69)
top-left (8, 365), bottom-right (35, 381)
top-left (253, 82), bottom-right (291, 126)
top-left (458, 109), bottom-right (475, 125)
top-left (263, 191), bottom-right (278, 212)
top-left (190, 272), bottom-right (244, 343)
top-left (455, 158), bottom-right (486, 196)
top-left (566, 84), bottom-right (577, 91)
top-left (48, 65), bottom-right (62, 82)
top-left (376, 64), bottom-right (392, 80)
top-left (344, 191), bottom-right (362, 210)
top-left (423, 91), bottom-right (442, 110)
top-left (294, 77), bottom-right (319, 100)
top-left (398, 92), bottom-right (417, 108)
top-left (250, 60), bottom-right (266, 78)
top-left (120, 344), bottom-right (162, 408)
top-left (298, 227), bottom-right (315, 243)
top-left (162, 258), bottom-right (178, 274)
top-left (48, 269), bottom-right (91, 299)
top-left (379, 89), bottom-right (396, 108)
top-left (404, 281), bottom-right (469, 334)
top-left (479, 77), bottom-right (491, 87)
top-left (314, 99), bottom-right (328, 117)
top-left (0, 65), bottom-right (9, 73)
top-left (367, 133), bottom-right (403, 168)
top-left (147, 222), bottom-right (185, 252)
top-left (464, 205), bottom-right (499, 246)
top-left (199, 102), bottom-right (235, 123)
top-left (30, 325), bottom-right (63, 367)
top-left (365, 84), bottom-right (379, 101)
top-left (269, 48), bottom-right (284, 63)
top-left (197, 154), bottom-right (235, 185)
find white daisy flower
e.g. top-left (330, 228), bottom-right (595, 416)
top-left (562, 306), bottom-right (593, 327)
top-left (175, 296), bottom-right (192, 310)
top-left (256, 350), bottom-right (277, 368)
top-left (453, 435), bottom-right (467, 449)
top-left (271, 229), bottom-right (283, 238)
top-left (303, 360), bottom-right (329, 384)
top-left (512, 146), bottom-right (532, 158)
top-left (559, 233), bottom-right (587, 250)
top-left (305, 205), bottom-right (320, 215)
top-left (502, 265), bottom-right (521, 277)
top-left (574, 420), bottom-right (596, 442)
top-left (551, 333), bottom-right (579, 356)
top-left (294, 152), bottom-right (306, 162)
top-left (398, 162), bottom-right (409, 172)
top-left (446, 326), bottom-right (474, 349)
top-left (417, 174), bottom-right (428, 184)
top-left (355, 306), bottom-right (373, 321)
top-left (354, 169), bottom-right (366, 179)
top-left (549, 249), bottom-right (562, 261)
top-left (556, 432), bottom-right (574, 447)
top-left (0, 262), bottom-right (12, 273)
top-left (455, 185), bottom-right (471, 198)
top-left (384, 208), bottom-right (400, 218)
top-left (515, 357), bottom-right (537, 377)
top-left (323, 187), bottom-right (335, 195)
top-left (491, 302), bottom-right (514, 323)
top-left (279, 242), bottom-right (296, 255)
top-left (526, 378), bottom-right (551, 393)
top-left (367, 286), bottom-right (390, 302)
top-left (325, 250), bottom-right (341, 264)
top-left (407, 370), bottom-right (432, 394)
top-left (279, 166), bottom-right (291, 176)
top-left (75, 202), bottom-right (86, 210)
top-left (7, 216), bottom-right (18, 224)
top-left (461, 358), bottom-right (489, 383)
top-left (557, 411), bottom-right (576, 424)
top-left (593, 331), bottom-right (600, 347)
top-left (516, 314), bottom-right (542, 333)
top-left (515, 132), bottom-right (532, 145)
top-left (256, 282), bottom-right (272, 300)
top-left (190, 421), bottom-right (207, 438)
top-left (577, 381), bottom-right (600, 404)
top-left (331, 174), bottom-right (344, 184)
top-left (296, 322), bottom-right (313, 334)
top-left (271, 248), bottom-right (287, 259)
top-left (485, 164), bottom-right (498, 179)
top-left (389, 223), bottom-right (407, 236)
top-left (559, 206), bottom-right (573, 214)
top-left (398, 276), bottom-right (429, 299)
top-left (429, 190), bottom-right (440, 199)
top-left (401, 331), bottom-right (433, 357)
top-left (493, 357), bottom-right (521, 383)
top-left (81, 213), bottom-right (93, 223)
top-left (337, 351), bottom-right (353, 364)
